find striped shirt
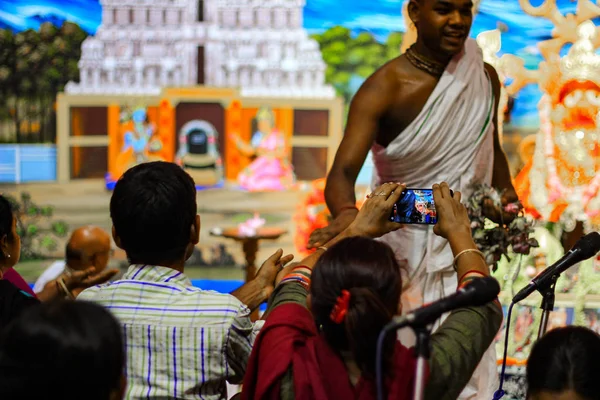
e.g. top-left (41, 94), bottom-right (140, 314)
top-left (78, 264), bottom-right (262, 399)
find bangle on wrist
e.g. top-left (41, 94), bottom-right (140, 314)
top-left (457, 269), bottom-right (487, 284)
top-left (338, 205), bottom-right (358, 214)
top-left (57, 277), bottom-right (75, 300)
top-left (453, 248), bottom-right (487, 271)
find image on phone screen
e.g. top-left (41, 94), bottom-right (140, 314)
top-left (389, 189), bottom-right (437, 225)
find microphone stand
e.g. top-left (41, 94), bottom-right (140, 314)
top-left (537, 276), bottom-right (558, 340)
top-left (412, 326), bottom-right (432, 400)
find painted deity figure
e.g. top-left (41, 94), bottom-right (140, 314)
top-left (232, 107), bottom-right (295, 192)
top-left (114, 107), bottom-right (164, 179)
top-left (123, 108), bottom-right (162, 165)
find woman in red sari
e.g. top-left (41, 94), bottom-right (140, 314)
top-left (242, 182), bottom-right (503, 400)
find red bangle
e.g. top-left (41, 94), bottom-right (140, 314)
top-left (458, 270), bottom-right (487, 283)
top-left (338, 205), bottom-right (358, 214)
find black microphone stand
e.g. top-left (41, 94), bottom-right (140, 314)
top-left (412, 326), bottom-right (432, 400)
top-left (537, 275), bottom-right (559, 339)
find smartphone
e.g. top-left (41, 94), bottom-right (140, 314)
top-left (388, 188), bottom-right (449, 225)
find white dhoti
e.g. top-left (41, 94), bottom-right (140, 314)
top-left (371, 38), bottom-right (499, 400)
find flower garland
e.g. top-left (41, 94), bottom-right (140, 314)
top-left (540, 97), bottom-right (600, 210)
top-left (466, 184), bottom-right (539, 271)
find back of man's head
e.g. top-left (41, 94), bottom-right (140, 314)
top-left (110, 162), bottom-right (197, 266)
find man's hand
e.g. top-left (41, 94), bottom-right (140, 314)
top-left (254, 249), bottom-right (294, 299)
top-left (482, 187), bottom-right (520, 224)
top-left (347, 182), bottom-right (405, 238)
top-left (433, 182), bottom-right (472, 239)
top-left (65, 267), bottom-right (120, 293)
top-left (307, 209), bottom-right (357, 249)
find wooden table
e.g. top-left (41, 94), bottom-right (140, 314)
top-left (210, 227), bottom-right (287, 320)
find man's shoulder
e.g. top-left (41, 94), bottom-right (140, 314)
top-left (76, 284), bottom-right (102, 302)
top-left (186, 288), bottom-right (247, 311)
top-left (353, 57), bottom-right (405, 107)
top-left (78, 279), bottom-right (245, 310)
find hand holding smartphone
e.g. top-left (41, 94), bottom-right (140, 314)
top-left (389, 188), bottom-right (453, 225)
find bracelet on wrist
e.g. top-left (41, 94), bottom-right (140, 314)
top-left (453, 248), bottom-right (487, 271)
top-left (57, 277), bottom-right (75, 300)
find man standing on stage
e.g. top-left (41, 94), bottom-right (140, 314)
top-left (308, 0), bottom-right (517, 398)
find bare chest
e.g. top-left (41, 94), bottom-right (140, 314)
top-left (377, 77), bottom-right (439, 148)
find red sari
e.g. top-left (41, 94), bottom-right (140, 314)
top-left (242, 303), bottom-right (422, 400)
top-left (3, 269), bottom-right (36, 298)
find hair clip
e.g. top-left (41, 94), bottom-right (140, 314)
top-left (330, 289), bottom-right (351, 324)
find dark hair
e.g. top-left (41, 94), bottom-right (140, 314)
top-left (0, 195), bottom-right (15, 260)
top-left (527, 326), bottom-right (600, 400)
top-left (397, 190), bottom-right (421, 223)
top-left (0, 301), bottom-right (124, 400)
top-left (310, 237), bottom-right (402, 377)
top-left (110, 162), bottom-right (197, 265)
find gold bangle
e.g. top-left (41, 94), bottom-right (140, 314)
top-left (453, 248), bottom-right (487, 271)
top-left (57, 277), bottom-right (75, 300)
top-left (317, 246), bottom-right (328, 252)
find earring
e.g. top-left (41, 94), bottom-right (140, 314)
top-left (6, 254), bottom-right (10, 259)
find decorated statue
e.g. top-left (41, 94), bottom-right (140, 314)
top-left (499, 0), bottom-right (600, 234)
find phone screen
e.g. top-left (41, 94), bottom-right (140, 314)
top-left (389, 189), bottom-right (438, 225)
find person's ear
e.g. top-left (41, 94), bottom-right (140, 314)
top-left (407, 0), bottom-right (420, 26)
top-left (190, 215), bottom-right (200, 245)
top-left (112, 226), bottom-right (123, 250)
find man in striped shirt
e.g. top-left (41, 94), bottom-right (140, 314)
top-left (79, 162), bottom-right (292, 399)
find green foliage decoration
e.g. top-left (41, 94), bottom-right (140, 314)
top-left (311, 27), bottom-right (404, 104)
top-left (4, 192), bottom-right (69, 260)
top-left (0, 21), bottom-right (88, 143)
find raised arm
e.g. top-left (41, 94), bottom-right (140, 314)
top-left (425, 183), bottom-right (503, 400)
top-left (308, 72), bottom-right (396, 248)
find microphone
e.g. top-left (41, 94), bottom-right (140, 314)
top-left (389, 276), bottom-right (501, 329)
top-left (513, 232), bottom-right (600, 303)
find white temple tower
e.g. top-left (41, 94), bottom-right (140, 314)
top-left (66, 0), bottom-right (335, 98)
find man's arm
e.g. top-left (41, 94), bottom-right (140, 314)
top-left (230, 279), bottom-right (269, 312)
top-left (231, 250), bottom-right (294, 311)
top-left (325, 74), bottom-right (395, 217)
top-left (307, 71), bottom-right (396, 248)
top-left (485, 63), bottom-right (516, 196)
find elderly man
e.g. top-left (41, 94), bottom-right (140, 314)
top-left (34, 226), bottom-right (117, 299)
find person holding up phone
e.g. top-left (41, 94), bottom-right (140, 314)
top-left (241, 182), bottom-right (502, 400)
top-left (307, 1), bottom-right (517, 398)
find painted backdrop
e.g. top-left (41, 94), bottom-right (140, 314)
top-left (1, 0), bottom-right (592, 132)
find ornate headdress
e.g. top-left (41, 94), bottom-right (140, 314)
top-left (560, 21), bottom-right (600, 85)
top-left (499, 0), bottom-right (600, 100)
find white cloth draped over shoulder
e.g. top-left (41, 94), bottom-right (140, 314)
top-left (370, 38), bottom-right (498, 400)
top-left (371, 38), bottom-right (494, 278)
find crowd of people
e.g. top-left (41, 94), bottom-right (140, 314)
top-left (2, 1), bottom-right (600, 399)
top-left (0, 162), bottom-right (599, 400)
